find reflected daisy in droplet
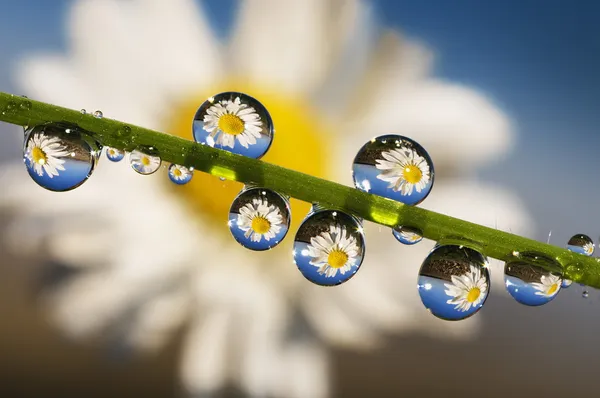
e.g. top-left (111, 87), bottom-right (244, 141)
top-left (105, 147), bottom-right (125, 162)
top-left (25, 131), bottom-right (69, 178)
top-left (532, 274), bottom-right (561, 298)
top-left (307, 224), bottom-right (360, 278)
top-left (376, 146), bottom-right (431, 196)
top-left (237, 198), bottom-right (284, 243)
top-left (129, 150), bottom-right (161, 175)
top-left (444, 265), bottom-right (488, 312)
top-left (168, 164), bottom-right (193, 185)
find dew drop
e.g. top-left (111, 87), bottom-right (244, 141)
top-left (504, 253), bottom-right (562, 306)
top-left (567, 234), bottom-right (594, 256)
top-left (93, 110), bottom-right (103, 119)
top-left (192, 92), bottom-right (274, 159)
top-left (105, 147), bottom-right (125, 162)
top-left (23, 123), bottom-right (99, 192)
top-left (352, 134), bottom-right (434, 205)
top-left (117, 125), bottom-right (132, 138)
top-left (219, 177), bottom-right (226, 181)
top-left (561, 279), bottom-right (573, 288)
top-left (417, 245), bottom-right (489, 320)
top-left (582, 290), bottom-right (589, 298)
top-left (168, 164), bottom-right (193, 185)
top-left (229, 187), bottom-right (291, 251)
top-left (392, 226), bottom-right (423, 245)
top-left (20, 101), bottom-right (31, 110)
top-left (80, 109), bottom-right (86, 114)
top-left (293, 209), bottom-right (365, 286)
top-left (129, 150), bottom-right (161, 175)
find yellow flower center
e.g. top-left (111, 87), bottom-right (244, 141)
top-left (327, 249), bottom-right (348, 269)
top-left (251, 216), bottom-right (271, 235)
top-left (141, 156), bottom-right (151, 166)
top-left (403, 164), bottom-right (422, 184)
top-left (466, 287), bottom-right (481, 303)
top-left (218, 113), bottom-right (245, 136)
top-left (547, 283), bottom-right (558, 296)
top-left (108, 149), bottom-right (115, 156)
top-left (173, 168), bottom-right (182, 177)
top-left (165, 82), bottom-right (331, 242)
top-left (32, 146), bottom-right (47, 165)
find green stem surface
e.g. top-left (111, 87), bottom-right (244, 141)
top-left (1, 92), bottom-right (598, 286)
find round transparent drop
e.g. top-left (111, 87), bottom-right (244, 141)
top-left (392, 226), bottom-right (423, 245)
top-left (567, 234), bottom-right (595, 256)
top-left (168, 164), bottom-right (193, 185)
top-left (561, 279), bottom-right (573, 288)
top-left (129, 150), bottom-right (161, 175)
top-left (228, 188), bottom-right (291, 251)
top-left (504, 253), bottom-right (562, 306)
top-left (293, 210), bottom-right (365, 286)
top-left (23, 123), bottom-right (99, 192)
top-left (193, 92), bottom-right (274, 159)
top-left (352, 134), bottom-right (434, 205)
top-left (417, 245), bottom-right (490, 321)
top-left (105, 147), bottom-right (125, 162)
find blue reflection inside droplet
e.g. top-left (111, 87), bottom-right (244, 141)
top-left (561, 279), bottom-right (572, 288)
top-left (26, 160), bottom-right (93, 192)
top-left (392, 226), bottom-right (423, 245)
top-left (168, 164), bottom-right (193, 185)
top-left (106, 147), bottom-right (124, 162)
top-left (504, 261), bottom-right (562, 306)
top-left (504, 276), bottom-right (560, 306)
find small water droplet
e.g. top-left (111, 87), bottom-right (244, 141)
top-left (116, 125), bottom-right (132, 138)
top-left (193, 92), bottom-right (274, 159)
top-left (353, 134), bottom-right (434, 205)
top-left (168, 164), bottom-right (193, 185)
top-left (504, 253), bottom-right (562, 306)
top-left (6, 101), bottom-right (17, 110)
top-left (229, 187), bottom-right (291, 251)
top-left (23, 123), bottom-right (100, 192)
top-left (20, 101), bottom-right (31, 110)
top-left (129, 150), bottom-right (161, 175)
top-left (561, 279), bottom-right (572, 288)
top-left (93, 110), bottom-right (103, 119)
top-left (219, 176), bottom-right (226, 181)
top-left (582, 290), bottom-right (589, 298)
top-left (80, 109), bottom-right (87, 114)
top-left (105, 147), bottom-right (125, 162)
top-left (417, 245), bottom-right (490, 320)
top-left (567, 234), bottom-right (595, 256)
top-left (392, 226), bottom-right (423, 245)
top-left (293, 209), bottom-right (365, 286)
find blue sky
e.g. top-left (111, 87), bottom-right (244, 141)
top-left (0, 0), bottom-right (598, 242)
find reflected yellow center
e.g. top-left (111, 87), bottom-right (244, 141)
top-left (218, 114), bottom-right (245, 136)
top-left (466, 287), bottom-right (481, 303)
top-left (547, 283), bottom-right (558, 296)
top-left (173, 168), bottom-right (182, 177)
top-left (403, 164), bottom-right (422, 184)
top-left (328, 250), bottom-right (348, 269)
top-left (32, 147), bottom-right (47, 165)
top-left (251, 216), bottom-right (271, 234)
top-left (142, 157), bottom-right (151, 166)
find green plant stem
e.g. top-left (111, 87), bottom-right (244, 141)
top-left (1, 92), bottom-right (598, 286)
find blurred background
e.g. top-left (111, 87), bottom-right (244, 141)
top-left (0, 0), bottom-right (599, 397)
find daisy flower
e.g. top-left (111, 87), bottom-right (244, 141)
top-left (307, 224), bottom-right (360, 278)
top-left (129, 150), bottom-right (161, 175)
top-left (203, 96), bottom-right (263, 149)
top-left (0, 1), bottom-right (533, 397)
top-left (444, 265), bottom-right (488, 312)
top-left (532, 274), bottom-right (561, 297)
top-left (583, 242), bottom-right (594, 256)
top-left (237, 198), bottom-right (284, 242)
top-left (376, 147), bottom-right (431, 195)
top-left (169, 164), bottom-right (192, 183)
top-left (24, 132), bottom-right (69, 178)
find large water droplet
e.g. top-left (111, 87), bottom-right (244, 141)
top-left (229, 187), bottom-right (291, 251)
top-left (105, 147), bottom-right (125, 162)
top-left (504, 253), bottom-right (562, 306)
top-left (193, 92), bottom-right (274, 159)
top-left (567, 234), bottom-right (595, 256)
top-left (23, 123), bottom-right (100, 192)
top-left (353, 135), bottom-right (434, 205)
top-left (168, 164), bottom-right (193, 185)
top-left (417, 245), bottom-right (489, 320)
top-left (129, 150), bottom-right (161, 175)
top-left (392, 226), bottom-right (423, 245)
top-left (293, 209), bottom-right (365, 286)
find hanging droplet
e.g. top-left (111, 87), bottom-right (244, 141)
top-left (23, 123), bottom-right (100, 192)
top-left (168, 164), bottom-right (193, 185)
top-left (293, 209), bottom-right (365, 286)
top-left (193, 92), bottom-right (274, 159)
top-left (504, 253), bottom-right (562, 306)
top-left (561, 279), bottom-right (573, 288)
top-left (228, 187), bottom-right (291, 251)
top-left (392, 226), bottom-right (423, 245)
top-left (417, 245), bottom-right (490, 320)
top-left (352, 135), bottom-right (434, 205)
top-left (93, 110), bottom-right (103, 119)
top-left (219, 177), bottom-right (226, 181)
top-left (105, 147), bottom-right (125, 162)
top-left (582, 290), bottom-right (589, 298)
top-left (567, 234), bottom-right (595, 256)
top-left (129, 150), bottom-right (161, 175)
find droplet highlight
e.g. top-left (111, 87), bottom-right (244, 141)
top-left (168, 164), bottom-right (193, 185)
top-left (193, 92), bottom-right (274, 159)
top-left (392, 226), bottom-right (423, 245)
top-left (129, 150), bottom-right (161, 175)
top-left (561, 279), bottom-right (572, 288)
top-left (504, 253), bottom-right (562, 306)
top-left (567, 234), bottom-right (595, 256)
top-left (23, 123), bottom-right (99, 192)
top-left (105, 147), bottom-right (125, 162)
top-left (353, 134), bottom-right (434, 205)
top-left (229, 187), bottom-right (291, 251)
top-left (293, 209), bottom-right (365, 286)
top-left (417, 245), bottom-right (490, 320)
